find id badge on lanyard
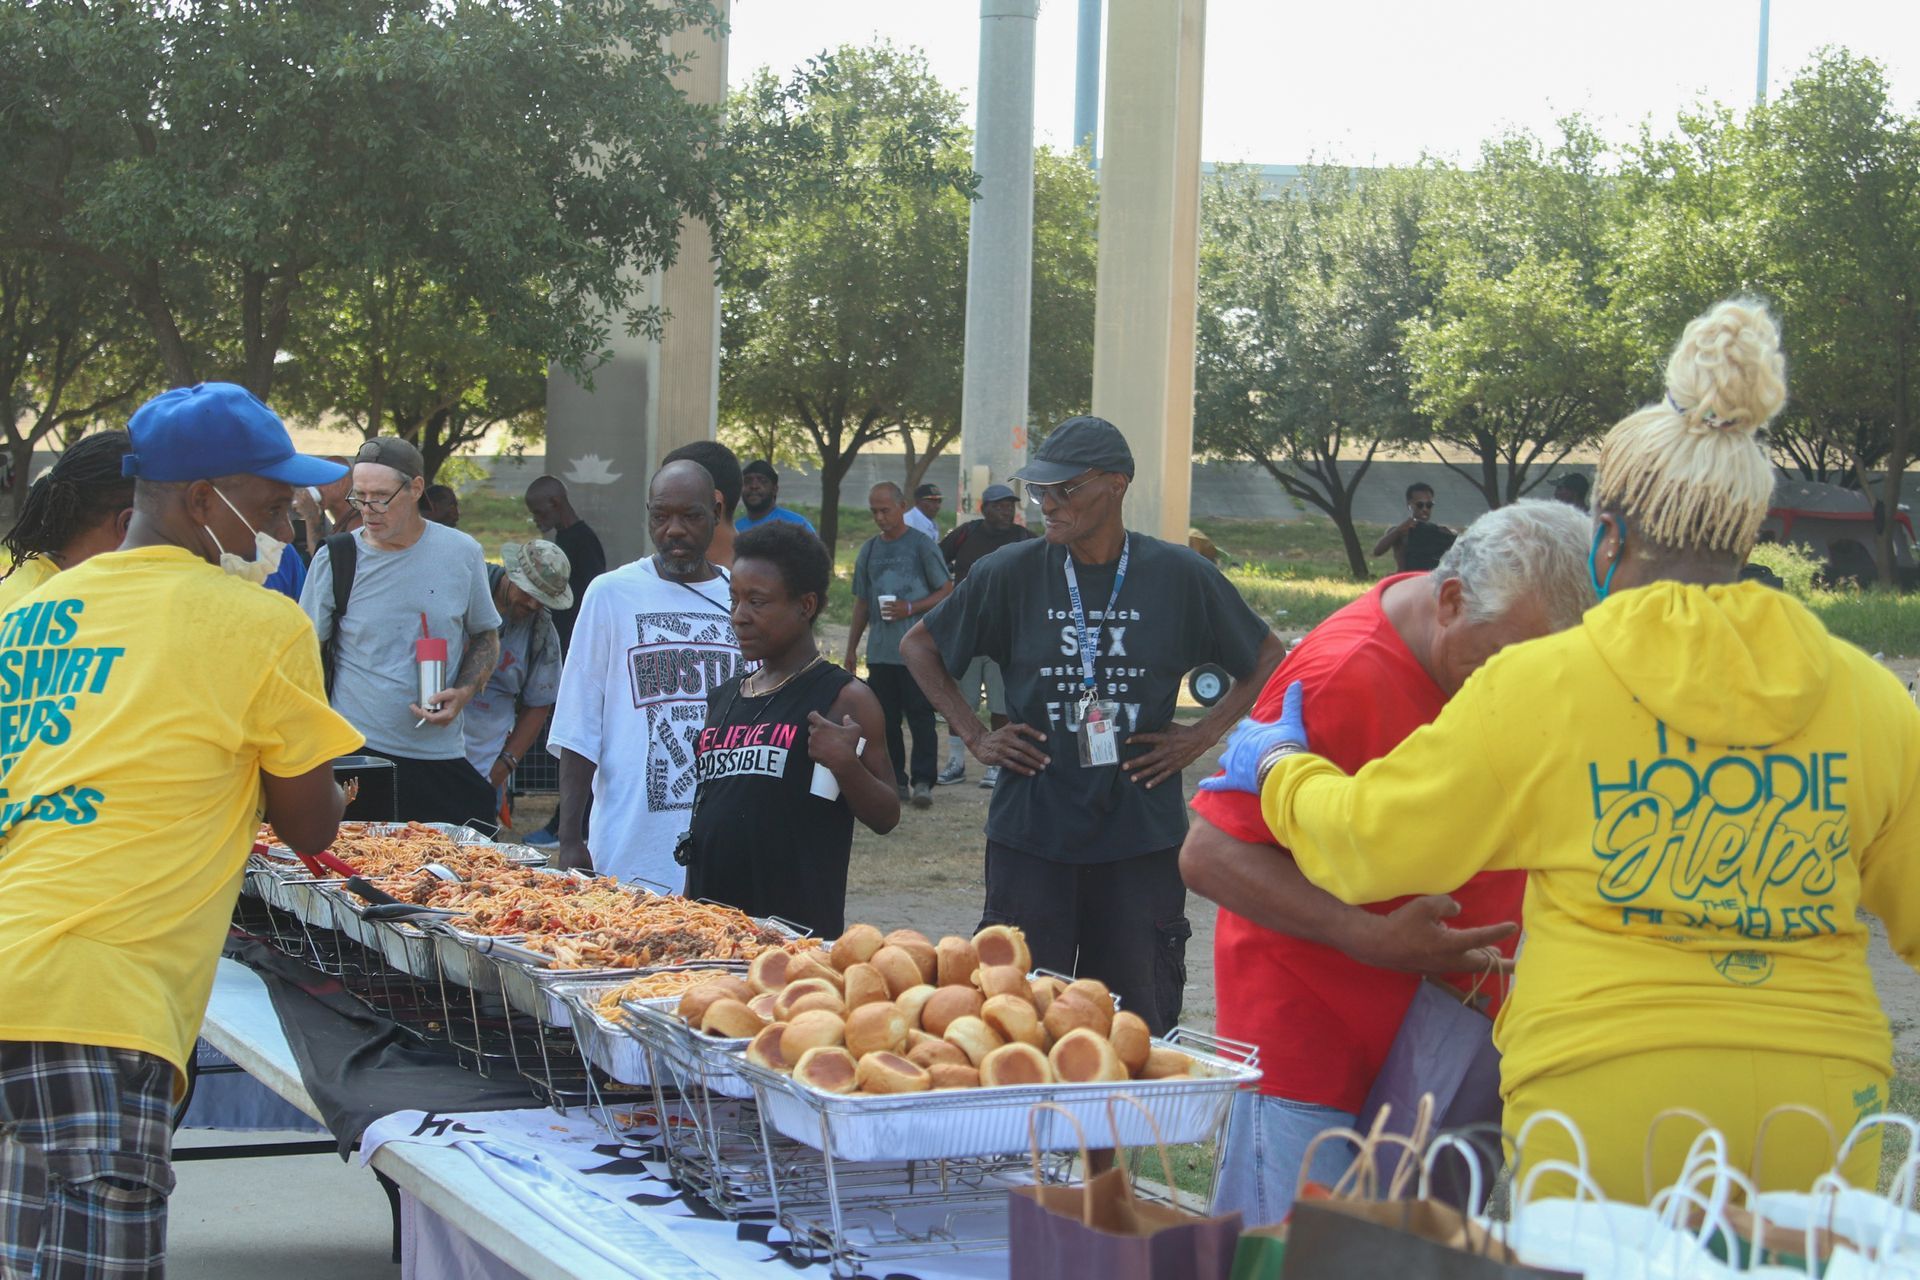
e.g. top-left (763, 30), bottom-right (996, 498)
top-left (1064, 538), bottom-right (1128, 770)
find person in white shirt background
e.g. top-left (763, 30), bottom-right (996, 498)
top-left (905, 482), bottom-right (942, 542)
top-left (547, 459), bottom-right (741, 888)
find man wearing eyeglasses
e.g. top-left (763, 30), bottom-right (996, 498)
top-left (300, 436), bottom-right (502, 824)
top-left (1373, 482), bottom-right (1458, 572)
top-left (901, 417), bottom-right (1286, 1035)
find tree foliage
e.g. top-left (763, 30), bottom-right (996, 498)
top-left (1194, 165), bottom-right (1432, 578)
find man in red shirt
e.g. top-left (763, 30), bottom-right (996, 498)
top-left (1182, 499), bottom-right (1592, 1225)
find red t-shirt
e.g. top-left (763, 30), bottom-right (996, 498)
top-left (1190, 574), bottom-right (1524, 1111)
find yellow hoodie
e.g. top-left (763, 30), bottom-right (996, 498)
top-left (1260, 580), bottom-right (1920, 1097)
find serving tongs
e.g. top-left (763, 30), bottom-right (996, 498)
top-left (341, 874), bottom-right (464, 922)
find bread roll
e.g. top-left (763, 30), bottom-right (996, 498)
top-left (981, 994), bottom-right (1046, 1049)
top-left (973, 964), bottom-right (1030, 1000)
top-left (971, 924), bottom-right (1031, 974)
top-left (844, 1002), bottom-right (909, 1059)
top-left (829, 923), bottom-right (885, 972)
top-left (935, 936), bottom-right (980, 987)
top-left (1029, 975), bottom-right (1065, 1016)
top-left (980, 1041), bottom-right (1052, 1087)
top-left (746, 1022), bottom-right (792, 1073)
top-left (883, 931), bottom-right (938, 984)
top-left (787, 951), bottom-right (846, 991)
top-left (927, 1063), bottom-right (981, 1090)
top-left (868, 945), bottom-right (923, 998)
top-left (1063, 978), bottom-right (1112, 1011)
top-left (942, 1014), bottom-right (1006, 1067)
top-left (792, 1046), bottom-right (859, 1094)
top-left (895, 984), bottom-right (937, 1030)
top-left (1049, 1028), bottom-right (1127, 1083)
top-left (679, 977), bottom-right (755, 1027)
top-left (780, 1009), bottom-right (846, 1061)
top-left (774, 978), bottom-right (845, 1021)
top-left (700, 998), bottom-right (766, 1039)
top-left (748, 950), bottom-right (797, 995)
top-left (1140, 1047), bottom-right (1196, 1080)
top-left (747, 992), bottom-right (780, 1021)
top-left (1042, 991), bottom-right (1111, 1042)
top-left (1109, 1010), bottom-right (1152, 1077)
top-left (855, 1051), bottom-right (932, 1095)
top-left (906, 1037), bottom-right (969, 1069)
top-left (920, 986), bottom-right (984, 1038)
top-left (842, 962), bottom-right (890, 1011)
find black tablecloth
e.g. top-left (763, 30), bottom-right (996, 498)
top-left (223, 933), bottom-right (543, 1157)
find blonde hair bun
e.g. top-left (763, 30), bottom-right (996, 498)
top-left (1595, 298), bottom-right (1784, 556)
top-left (1663, 299), bottom-right (1786, 437)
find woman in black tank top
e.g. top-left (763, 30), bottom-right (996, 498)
top-left (684, 523), bottom-right (899, 936)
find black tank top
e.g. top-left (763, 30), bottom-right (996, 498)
top-left (683, 660), bottom-right (858, 938)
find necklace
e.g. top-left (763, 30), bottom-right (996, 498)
top-left (744, 652), bottom-right (823, 698)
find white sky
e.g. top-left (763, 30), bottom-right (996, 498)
top-left (725, 0), bottom-right (1919, 166)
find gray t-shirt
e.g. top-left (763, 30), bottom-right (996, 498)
top-left (301, 523), bottom-right (501, 759)
top-left (463, 599), bottom-right (562, 774)
top-left (851, 530), bottom-right (949, 666)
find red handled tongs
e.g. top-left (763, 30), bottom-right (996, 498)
top-left (251, 840), bottom-right (357, 880)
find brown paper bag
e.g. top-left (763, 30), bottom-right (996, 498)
top-left (1281, 1197), bottom-right (1578, 1279)
top-left (1008, 1099), bottom-right (1244, 1280)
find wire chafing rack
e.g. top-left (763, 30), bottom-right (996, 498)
top-left (725, 1027), bottom-right (1259, 1277)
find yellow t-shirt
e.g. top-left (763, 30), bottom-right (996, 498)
top-left (0, 555), bottom-right (60, 616)
top-left (1260, 581), bottom-right (1920, 1097)
top-left (0, 545), bottom-right (362, 1083)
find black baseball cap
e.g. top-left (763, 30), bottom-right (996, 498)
top-left (743, 459), bottom-right (778, 481)
top-left (354, 436), bottom-right (425, 481)
top-left (915, 483), bottom-right (941, 500)
top-left (1013, 416), bottom-right (1136, 485)
top-left (1552, 473), bottom-right (1590, 496)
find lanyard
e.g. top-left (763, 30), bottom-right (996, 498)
top-left (1062, 536), bottom-right (1129, 703)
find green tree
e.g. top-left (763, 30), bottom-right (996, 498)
top-left (1194, 164), bottom-right (1433, 579)
top-left (720, 44), bottom-right (978, 552)
top-left (1749, 50), bottom-right (1920, 581)
top-left (1, 0), bottom-right (731, 398)
top-left (0, 255), bottom-right (153, 515)
top-left (1404, 123), bottom-right (1636, 506)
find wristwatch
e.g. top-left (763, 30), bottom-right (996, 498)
top-left (1254, 742), bottom-right (1305, 791)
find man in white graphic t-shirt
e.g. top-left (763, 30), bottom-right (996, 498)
top-left (547, 459), bottom-right (741, 887)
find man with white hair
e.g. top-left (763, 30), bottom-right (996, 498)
top-left (1180, 499), bottom-right (1592, 1225)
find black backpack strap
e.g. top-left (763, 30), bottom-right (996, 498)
top-left (321, 532), bottom-right (358, 697)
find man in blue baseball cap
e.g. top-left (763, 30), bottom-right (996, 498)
top-left (0, 383), bottom-right (363, 1279)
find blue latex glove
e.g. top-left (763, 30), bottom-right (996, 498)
top-left (1196, 680), bottom-right (1309, 794)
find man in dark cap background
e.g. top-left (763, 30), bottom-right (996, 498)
top-left (934, 482), bottom-right (1032, 788)
top-left (901, 416), bottom-right (1286, 1033)
top-left (1552, 472), bottom-right (1590, 511)
top-left (301, 436), bottom-right (501, 824)
top-left (906, 482), bottom-right (943, 542)
top-left (736, 459), bottom-right (817, 534)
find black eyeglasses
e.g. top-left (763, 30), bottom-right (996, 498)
top-left (347, 489), bottom-right (404, 513)
top-left (1027, 473), bottom-right (1103, 506)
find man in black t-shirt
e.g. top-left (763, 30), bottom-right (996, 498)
top-left (902, 418), bottom-right (1286, 1034)
top-left (1372, 482), bottom-right (1457, 572)
top-left (934, 483), bottom-right (1033, 787)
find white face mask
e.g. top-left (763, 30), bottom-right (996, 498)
top-left (203, 486), bottom-right (286, 586)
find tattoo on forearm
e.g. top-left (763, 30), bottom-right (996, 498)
top-left (456, 631), bottom-right (500, 692)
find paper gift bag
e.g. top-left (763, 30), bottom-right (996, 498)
top-left (1281, 1197), bottom-right (1577, 1280)
top-left (1228, 1225), bottom-right (1288, 1280)
top-left (1360, 977), bottom-right (1505, 1209)
top-left (1009, 1099), bottom-right (1243, 1280)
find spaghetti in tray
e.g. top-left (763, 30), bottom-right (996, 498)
top-left (254, 820), bottom-right (518, 879)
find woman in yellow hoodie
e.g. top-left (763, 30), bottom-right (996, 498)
top-left (1203, 300), bottom-right (1920, 1198)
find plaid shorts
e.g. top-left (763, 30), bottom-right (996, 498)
top-left (0, 1042), bottom-right (176, 1279)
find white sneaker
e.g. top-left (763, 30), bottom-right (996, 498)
top-left (937, 759), bottom-right (967, 785)
top-left (978, 766), bottom-right (1001, 789)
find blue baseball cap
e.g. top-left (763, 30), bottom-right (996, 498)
top-left (981, 483), bottom-right (1015, 503)
top-left (122, 383), bottom-right (347, 487)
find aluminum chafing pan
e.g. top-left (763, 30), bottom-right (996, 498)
top-left (548, 983), bottom-right (674, 1086)
top-left (737, 1027), bottom-right (1261, 1163)
top-left (367, 915), bottom-right (440, 980)
top-left (621, 999), bottom-right (757, 1100)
